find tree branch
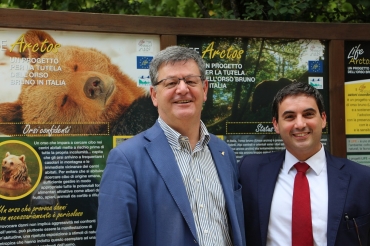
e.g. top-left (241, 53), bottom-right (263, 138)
top-left (194, 0), bottom-right (211, 18)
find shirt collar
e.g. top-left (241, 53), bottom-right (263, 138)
top-left (283, 145), bottom-right (326, 175)
top-left (158, 117), bottom-right (210, 149)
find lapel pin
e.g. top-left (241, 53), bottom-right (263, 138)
top-left (221, 151), bottom-right (225, 156)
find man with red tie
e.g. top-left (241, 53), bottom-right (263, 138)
top-left (239, 82), bottom-right (370, 246)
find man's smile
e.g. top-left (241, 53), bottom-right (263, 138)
top-left (175, 100), bottom-right (191, 104)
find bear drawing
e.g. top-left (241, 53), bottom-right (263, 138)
top-left (0, 30), bottom-right (148, 135)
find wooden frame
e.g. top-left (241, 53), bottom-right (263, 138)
top-left (2, 8), bottom-right (370, 157)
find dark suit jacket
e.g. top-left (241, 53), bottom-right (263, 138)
top-left (239, 150), bottom-right (370, 246)
top-left (96, 122), bottom-right (246, 246)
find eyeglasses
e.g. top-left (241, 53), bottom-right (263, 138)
top-left (154, 75), bottom-right (203, 89)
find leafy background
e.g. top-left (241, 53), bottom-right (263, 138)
top-left (1, 0), bottom-right (369, 23)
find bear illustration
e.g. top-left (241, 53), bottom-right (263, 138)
top-left (0, 152), bottom-right (32, 190)
top-left (0, 30), bottom-right (150, 135)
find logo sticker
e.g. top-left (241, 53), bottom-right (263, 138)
top-left (308, 60), bottom-right (323, 73)
top-left (137, 56), bottom-right (153, 69)
top-left (308, 77), bottom-right (323, 89)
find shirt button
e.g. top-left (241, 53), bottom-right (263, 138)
top-left (199, 204), bottom-right (204, 208)
top-left (196, 178), bottom-right (200, 183)
top-left (204, 230), bottom-right (208, 234)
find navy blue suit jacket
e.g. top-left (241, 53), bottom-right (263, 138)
top-left (96, 122), bottom-right (246, 246)
top-left (239, 150), bottom-right (370, 246)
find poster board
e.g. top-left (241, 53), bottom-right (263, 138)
top-left (178, 36), bottom-right (330, 160)
top-left (0, 27), bottom-right (160, 245)
top-left (344, 41), bottom-right (370, 166)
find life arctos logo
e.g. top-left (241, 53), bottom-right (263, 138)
top-left (347, 44), bottom-right (370, 65)
top-left (348, 44), bottom-right (364, 60)
top-left (9, 33), bottom-right (61, 54)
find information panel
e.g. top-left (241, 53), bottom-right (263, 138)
top-left (178, 36), bottom-right (330, 160)
top-left (0, 30), bottom-right (333, 245)
top-left (345, 41), bottom-right (370, 166)
top-left (0, 28), bottom-right (160, 245)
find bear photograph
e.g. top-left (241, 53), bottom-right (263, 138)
top-left (0, 140), bottom-right (41, 198)
top-left (0, 29), bottom-right (160, 136)
top-left (0, 152), bottom-right (32, 190)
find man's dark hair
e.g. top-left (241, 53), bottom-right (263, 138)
top-left (272, 82), bottom-right (325, 122)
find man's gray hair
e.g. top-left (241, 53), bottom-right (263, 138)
top-left (149, 46), bottom-right (206, 86)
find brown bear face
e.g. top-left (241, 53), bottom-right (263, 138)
top-left (19, 46), bottom-right (145, 133)
top-left (1, 152), bottom-right (30, 186)
top-left (0, 30), bottom-right (147, 135)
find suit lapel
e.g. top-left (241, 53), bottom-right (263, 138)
top-left (251, 150), bottom-right (350, 246)
top-left (258, 152), bottom-right (284, 245)
top-left (208, 137), bottom-right (233, 212)
top-left (144, 124), bottom-right (198, 241)
top-left (208, 138), bottom-right (233, 200)
top-left (326, 152), bottom-right (350, 246)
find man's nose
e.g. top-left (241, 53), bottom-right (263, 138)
top-left (176, 79), bottom-right (189, 93)
top-left (294, 115), bottom-right (306, 128)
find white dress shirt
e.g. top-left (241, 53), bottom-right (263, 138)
top-left (158, 117), bottom-right (232, 246)
top-left (267, 145), bottom-right (328, 246)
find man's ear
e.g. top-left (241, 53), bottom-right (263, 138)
top-left (272, 117), bottom-right (280, 134)
top-left (203, 80), bottom-right (208, 102)
top-left (321, 111), bottom-right (327, 129)
top-left (150, 86), bottom-right (158, 107)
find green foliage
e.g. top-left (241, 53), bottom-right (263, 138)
top-left (178, 36), bottom-right (319, 132)
top-left (138, 0), bottom-right (201, 17)
top-left (1, 0), bottom-right (370, 22)
top-left (242, 0), bottom-right (370, 22)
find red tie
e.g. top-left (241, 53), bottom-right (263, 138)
top-left (292, 162), bottom-right (313, 246)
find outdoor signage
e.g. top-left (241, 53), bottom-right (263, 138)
top-left (0, 28), bottom-right (160, 245)
top-left (178, 36), bottom-right (330, 160)
top-left (345, 41), bottom-right (370, 166)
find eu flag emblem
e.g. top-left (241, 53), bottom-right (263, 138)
top-left (137, 56), bottom-right (153, 69)
top-left (308, 60), bottom-right (323, 73)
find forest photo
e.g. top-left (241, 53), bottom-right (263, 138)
top-left (178, 36), bottom-right (329, 135)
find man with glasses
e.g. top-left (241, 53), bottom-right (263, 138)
top-left (96, 46), bottom-right (246, 246)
